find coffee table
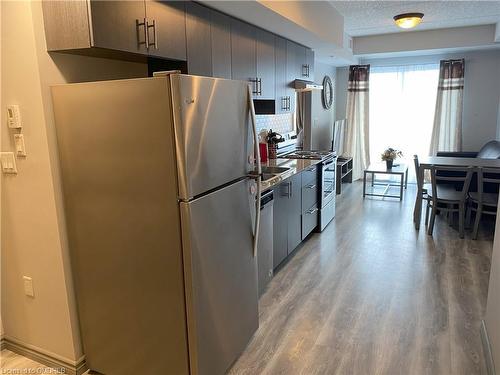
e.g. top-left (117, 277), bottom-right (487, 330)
top-left (363, 163), bottom-right (408, 200)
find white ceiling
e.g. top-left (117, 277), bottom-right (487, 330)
top-left (330, 1), bottom-right (500, 37)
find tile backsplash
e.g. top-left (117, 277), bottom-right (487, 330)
top-left (255, 113), bottom-right (295, 135)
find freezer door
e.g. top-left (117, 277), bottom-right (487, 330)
top-left (180, 178), bottom-right (259, 375)
top-left (171, 74), bottom-right (254, 199)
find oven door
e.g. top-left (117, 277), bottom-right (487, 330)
top-left (321, 157), bottom-right (336, 207)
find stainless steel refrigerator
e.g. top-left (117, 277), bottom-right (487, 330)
top-left (51, 74), bottom-right (261, 375)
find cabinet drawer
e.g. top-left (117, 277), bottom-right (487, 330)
top-left (302, 203), bottom-right (318, 240)
top-left (301, 165), bottom-right (318, 187)
top-left (302, 181), bottom-right (318, 212)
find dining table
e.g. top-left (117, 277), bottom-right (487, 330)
top-left (413, 156), bottom-right (500, 229)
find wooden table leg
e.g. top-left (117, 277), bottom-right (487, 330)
top-left (400, 173), bottom-right (404, 201)
top-left (363, 171), bottom-right (367, 198)
top-left (413, 166), bottom-right (424, 229)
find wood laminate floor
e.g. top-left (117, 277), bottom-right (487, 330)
top-left (230, 181), bottom-right (493, 375)
top-left (3, 182), bottom-right (493, 375)
top-left (0, 349), bottom-right (53, 371)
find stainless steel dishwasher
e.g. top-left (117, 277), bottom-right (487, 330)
top-left (258, 190), bottom-right (274, 297)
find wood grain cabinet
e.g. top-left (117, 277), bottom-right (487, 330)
top-left (145, 1), bottom-right (186, 60)
top-left (275, 36), bottom-right (295, 113)
top-left (186, 2), bottom-right (212, 76)
top-left (231, 19), bottom-right (257, 95)
top-left (232, 19), bottom-right (276, 99)
top-left (210, 10), bottom-right (232, 79)
top-left (305, 48), bottom-right (315, 81)
top-left (42, 0), bottom-right (186, 60)
top-left (255, 29), bottom-right (276, 100)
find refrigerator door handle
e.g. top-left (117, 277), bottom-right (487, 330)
top-left (248, 85), bottom-right (261, 258)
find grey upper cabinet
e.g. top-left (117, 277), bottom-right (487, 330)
top-left (305, 48), bottom-right (315, 81)
top-left (255, 29), bottom-right (275, 100)
top-left (186, 2), bottom-right (212, 76)
top-left (275, 36), bottom-right (289, 113)
top-left (231, 19), bottom-right (257, 95)
top-left (89, 1), bottom-right (147, 54)
top-left (286, 40), bottom-right (302, 81)
top-left (43, 0), bottom-right (186, 60)
top-left (145, 1), bottom-right (186, 60)
top-left (210, 11), bottom-right (232, 79)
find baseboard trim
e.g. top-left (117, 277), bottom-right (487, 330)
top-left (2, 337), bottom-right (87, 375)
top-left (481, 320), bottom-right (496, 375)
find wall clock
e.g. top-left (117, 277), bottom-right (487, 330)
top-left (322, 75), bottom-right (333, 110)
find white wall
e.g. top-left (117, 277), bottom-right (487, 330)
top-left (354, 25), bottom-right (497, 56)
top-left (1, 1), bottom-right (147, 364)
top-left (334, 50), bottom-right (500, 152)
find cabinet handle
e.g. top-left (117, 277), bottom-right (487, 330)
top-left (307, 208), bottom-right (318, 215)
top-left (302, 64), bottom-right (308, 77)
top-left (258, 78), bottom-right (262, 96)
top-left (136, 18), bottom-right (148, 49)
top-left (250, 78), bottom-right (259, 95)
top-left (147, 19), bottom-right (158, 50)
top-left (289, 181), bottom-right (292, 198)
top-left (306, 64), bottom-right (310, 77)
top-left (306, 184), bottom-right (316, 189)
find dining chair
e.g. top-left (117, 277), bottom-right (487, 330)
top-left (413, 155), bottom-right (432, 225)
top-left (428, 165), bottom-right (474, 238)
top-left (469, 167), bottom-right (500, 240)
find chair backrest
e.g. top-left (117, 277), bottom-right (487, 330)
top-left (430, 165), bottom-right (474, 201)
top-left (413, 155), bottom-right (421, 184)
top-left (477, 140), bottom-right (500, 159)
top-left (476, 167), bottom-right (500, 200)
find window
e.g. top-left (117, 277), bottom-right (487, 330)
top-left (369, 64), bottom-right (439, 181)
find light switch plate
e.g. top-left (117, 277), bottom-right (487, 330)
top-left (14, 134), bottom-right (26, 157)
top-left (0, 152), bottom-right (17, 174)
top-left (23, 276), bottom-right (35, 297)
top-left (7, 105), bottom-right (22, 129)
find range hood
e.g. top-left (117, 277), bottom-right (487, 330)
top-left (294, 79), bottom-right (323, 91)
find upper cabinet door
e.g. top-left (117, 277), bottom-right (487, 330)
top-left (90, 1), bottom-right (147, 54)
top-left (274, 36), bottom-right (288, 113)
top-left (255, 29), bottom-right (275, 100)
top-left (210, 11), bottom-right (232, 79)
top-left (186, 2), bottom-right (212, 76)
top-left (145, 1), bottom-right (186, 60)
top-left (305, 48), bottom-right (315, 81)
top-left (286, 40), bottom-right (302, 81)
top-left (231, 19), bottom-right (257, 94)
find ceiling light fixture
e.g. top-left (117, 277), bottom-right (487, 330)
top-left (393, 12), bottom-right (424, 29)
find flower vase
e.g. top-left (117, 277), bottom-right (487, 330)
top-left (386, 159), bottom-right (393, 169)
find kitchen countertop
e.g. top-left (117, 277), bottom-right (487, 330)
top-left (260, 158), bottom-right (321, 191)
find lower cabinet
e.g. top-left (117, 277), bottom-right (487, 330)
top-left (272, 173), bottom-right (303, 269)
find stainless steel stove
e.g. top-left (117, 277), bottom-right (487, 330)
top-left (282, 150), bottom-right (336, 161)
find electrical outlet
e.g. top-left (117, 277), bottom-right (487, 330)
top-left (23, 276), bottom-right (34, 297)
top-left (0, 152), bottom-right (17, 174)
top-left (14, 134), bottom-right (26, 157)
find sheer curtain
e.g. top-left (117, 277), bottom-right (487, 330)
top-left (369, 64), bottom-right (439, 181)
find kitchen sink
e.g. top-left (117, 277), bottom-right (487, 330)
top-left (261, 166), bottom-right (290, 174)
top-left (259, 166), bottom-right (293, 190)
